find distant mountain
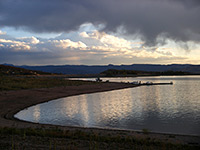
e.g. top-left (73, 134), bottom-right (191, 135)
top-left (101, 69), bottom-right (190, 77)
top-left (14, 64), bottom-right (200, 75)
top-left (0, 64), bottom-right (54, 75)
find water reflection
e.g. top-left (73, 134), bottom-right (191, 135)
top-left (15, 76), bottom-right (200, 135)
top-left (33, 105), bottom-right (40, 122)
top-left (58, 89), bottom-right (141, 127)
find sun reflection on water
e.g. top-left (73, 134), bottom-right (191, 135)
top-left (33, 105), bottom-right (40, 122)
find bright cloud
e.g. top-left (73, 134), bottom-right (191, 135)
top-left (88, 31), bottom-right (133, 49)
top-left (0, 39), bottom-right (31, 50)
top-left (79, 32), bottom-right (89, 38)
top-left (18, 36), bottom-right (40, 44)
top-left (52, 39), bottom-right (87, 49)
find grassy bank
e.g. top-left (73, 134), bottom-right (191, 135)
top-left (0, 127), bottom-right (199, 150)
top-left (0, 76), bottom-right (98, 91)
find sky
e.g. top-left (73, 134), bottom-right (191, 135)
top-left (0, 0), bottom-right (200, 65)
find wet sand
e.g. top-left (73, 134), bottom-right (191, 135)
top-left (0, 82), bottom-right (199, 147)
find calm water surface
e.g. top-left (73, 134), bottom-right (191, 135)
top-left (15, 76), bottom-right (200, 136)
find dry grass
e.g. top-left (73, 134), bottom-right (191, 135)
top-left (0, 127), bottom-right (199, 150)
top-left (0, 76), bottom-right (98, 91)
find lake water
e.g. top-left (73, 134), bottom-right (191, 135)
top-left (15, 76), bottom-right (200, 136)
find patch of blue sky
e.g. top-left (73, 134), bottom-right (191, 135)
top-left (79, 23), bottom-right (104, 33)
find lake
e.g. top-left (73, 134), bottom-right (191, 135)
top-left (15, 76), bottom-right (200, 136)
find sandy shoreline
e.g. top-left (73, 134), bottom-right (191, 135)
top-left (0, 82), bottom-right (136, 126)
top-left (0, 82), bottom-right (199, 146)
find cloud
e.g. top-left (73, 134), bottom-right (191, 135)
top-left (0, 0), bottom-right (200, 47)
top-left (79, 32), bottom-right (89, 38)
top-left (0, 39), bottom-right (31, 50)
top-left (87, 31), bottom-right (134, 49)
top-left (0, 30), bottom-right (6, 35)
top-left (0, 29), bottom-right (198, 65)
top-left (52, 39), bottom-right (87, 49)
top-left (18, 36), bottom-right (40, 44)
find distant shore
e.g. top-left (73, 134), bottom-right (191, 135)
top-left (0, 79), bottom-right (199, 149)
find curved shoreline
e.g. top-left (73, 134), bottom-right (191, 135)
top-left (0, 82), bottom-right (138, 127)
top-left (0, 82), bottom-right (199, 146)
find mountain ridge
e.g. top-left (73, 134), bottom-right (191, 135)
top-left (3, 64), bottom-right (198, 75)
top-left (0, 64), bottom-right (54, 75)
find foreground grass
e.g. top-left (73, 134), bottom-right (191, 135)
top-left (0, 75), bottom-right (97, 91)
top-left (0, 127), bottom-right (199, 150)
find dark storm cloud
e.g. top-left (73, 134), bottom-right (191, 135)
top-left (0, 0), bottom-right (200, 46)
